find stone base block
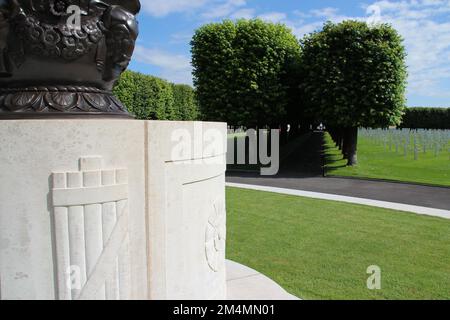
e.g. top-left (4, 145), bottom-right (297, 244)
top-left (0, 120), bottom-right (227, 300)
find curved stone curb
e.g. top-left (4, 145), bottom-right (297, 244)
top-left (226, 260), bottom-right (300, 300)
top-left (226, 183), bottom-right (450, 220)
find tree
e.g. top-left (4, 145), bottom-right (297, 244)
top-left (191, 19), bottom-right (302, 128)
top-left (300, 21), bottom-right (408, 165)
top-left (113, 70), bottom-right (175, 120)
top-left (172, 84), bottom-right (200, 121)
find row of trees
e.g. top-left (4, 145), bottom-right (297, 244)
top-left (191, 19), bottom-right (408, 165)
top-left (113, 70), bottom-right (200, 121)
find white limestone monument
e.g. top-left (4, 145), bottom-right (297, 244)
top-left (0, 0), bottom-right (227, 300)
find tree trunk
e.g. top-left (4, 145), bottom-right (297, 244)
top-left (344, 127), bottom-right (358, 166)
top-left (279, 124), bottom-right (287, 146)
top-left (342, 129), bottom-right (349, 159)
top-left (335, 128), bottom-right (343, 150)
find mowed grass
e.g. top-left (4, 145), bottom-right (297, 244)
top-left (226, 187), bottom-right (450, 300)
top-left (324, 132), bottom-right (450, 187)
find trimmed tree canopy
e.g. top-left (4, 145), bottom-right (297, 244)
top-left (300, 20), bottom-right (408, 128)
top-left (300, 20), bottom-right (408, 165)
top-left (191, 19), bottom-right (302, 127)
top-left (172, 84), bottom-right (201, 121)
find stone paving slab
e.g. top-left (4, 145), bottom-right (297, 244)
top-left (226, 260), bottom-right (300, 300)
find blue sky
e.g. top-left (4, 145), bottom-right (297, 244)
top-left (130, 0), bottom-right (450, 107)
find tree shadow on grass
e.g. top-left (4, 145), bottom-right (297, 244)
top-left (322, 143), bottom-right (348, 173)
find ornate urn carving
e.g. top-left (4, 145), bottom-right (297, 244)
top-left (0, 0), bottom-right (140, 118)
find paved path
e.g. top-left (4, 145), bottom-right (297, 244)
top-left (227, 260), bottom-right (299, 300)
top-left (227, 182), bottom-right (450, 219)
top-left (227, 132), bottom-right (450, 211)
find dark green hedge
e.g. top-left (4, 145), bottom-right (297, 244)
top-left (113, 70), bottom-right (200, 121)
top-left (400, 107), bottom-right (450, 129)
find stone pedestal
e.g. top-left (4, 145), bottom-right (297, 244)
top-left (0, 120), bottom-right (227, 300)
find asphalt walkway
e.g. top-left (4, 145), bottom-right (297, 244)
top-left (226, 132), bottom-right (450, 211)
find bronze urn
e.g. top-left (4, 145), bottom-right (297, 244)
top-left (0, 0), bottom-right (141, 118)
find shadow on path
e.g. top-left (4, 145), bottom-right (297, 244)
top-left (279, 131), bottom-right (324, 177)
top-left (226, 132), bottom-right (450, 211)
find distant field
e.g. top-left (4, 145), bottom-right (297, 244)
top-left (324, 131), bottom-right (450, 187)
top-left (226, 187), bottom-right (450, 300)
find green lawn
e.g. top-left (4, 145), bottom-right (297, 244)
top-left (323, 132), bottom-right (450, 187)
top-left (226, 187), bottom-right (450, 300)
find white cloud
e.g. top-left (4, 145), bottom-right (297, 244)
top-left (140, 0), bottom-right (251, 20)
top-left (231, 8), bottom-right (255, 20)
top-left (290, 22), bottom-right (323, 38)
top-left (170, 31), bottom-right (194, 44)
top-left (134, 46), bottom-right (191, 71)
top-left (140, 0), bottom-right (208, 17)
top-left (288, 7), bottom-right (362, 38)
top-left (366, 0), bottom-right (450, 98)
top-left (289, 0), bottom-right (450, 99)
top-left (133, 45), bottom-right (193, 84)
top-left (258, 12), bottom-right (287, 23)
top-left (136, 0), bottom-right (450, 98)
top-left (310, 7), bottom-right (340, 18)
top-left (202, 0), bottom-right (247, 19)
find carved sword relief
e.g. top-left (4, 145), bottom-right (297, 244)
top-left (51, 156), bottom-right (131, 300)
